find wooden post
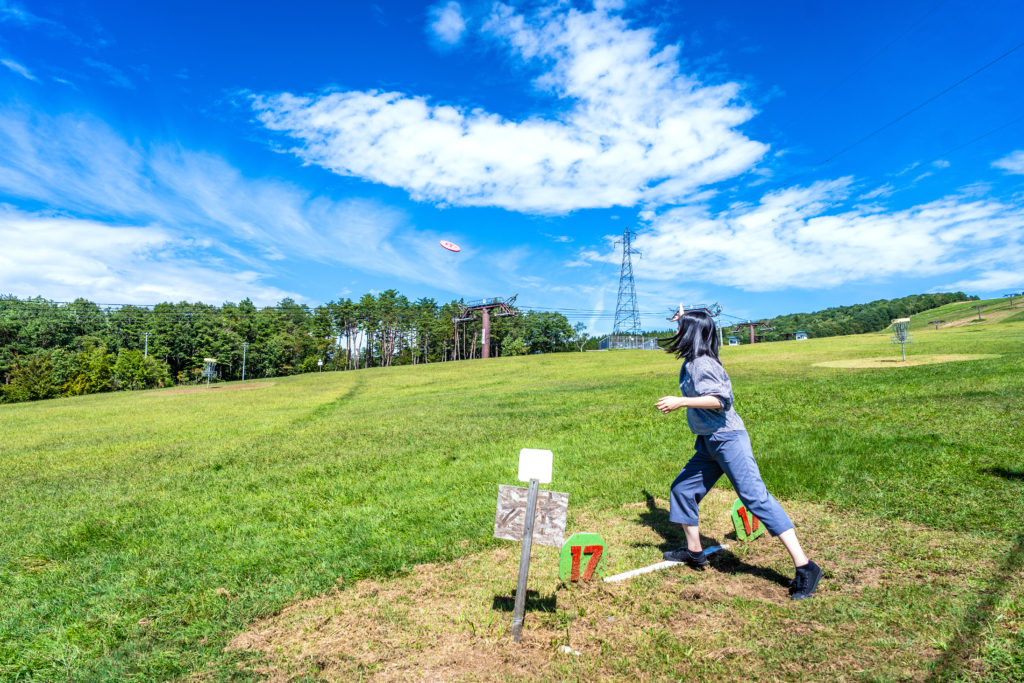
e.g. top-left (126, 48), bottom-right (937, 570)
top-left (511, 478), bottom-right (539, 642)
top-left (481, 306), bottom-right (491, 359)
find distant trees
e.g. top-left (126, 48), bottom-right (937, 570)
top-left (4, 353), bottom-right (59, 402)
top-left (757, 292), bottom-right (973, 341)
top-left (0, 292), bottom-right (578, 403)
top-left (2, 289), bottom-right (974, 404)
top-left (572, 322), bottom-right (590, 352)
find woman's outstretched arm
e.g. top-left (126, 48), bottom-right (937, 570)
top-left (654, 395), bottom-right (724, 413)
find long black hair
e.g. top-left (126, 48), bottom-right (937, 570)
top-left (660, 310), bottom-right (721, 363)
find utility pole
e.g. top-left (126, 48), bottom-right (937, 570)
top-left (241, 342), bottom-right (248, 381)
top-left (612, 228), bottom-right (642, 348)
top-left (143, 332), bottom-right (151, 358)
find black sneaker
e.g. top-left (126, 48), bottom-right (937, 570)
top-left (663, 547), bottom-right (709, 569)
top-left (790, 561), bottom-right (822, 600)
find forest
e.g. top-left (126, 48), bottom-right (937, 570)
top-left (0, 290), bottom-right (974, 403)
top-left (0, 292), bottom-right (580, 403)
top-left (751, 292), bottom-right (973, 341)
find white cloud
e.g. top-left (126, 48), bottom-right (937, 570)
top-left (0, 1), bottom-right (44, 25)
top-left (859, 183), bottom-right (894, 200)
top-left (0, 207), bottom-right (299, 305)
top-left (83, 58), bottom-right (134, 88)
top-left (1, 57), bottom-right (36, 81)
top-left (616, 178), bottom-right (1024, 292)
top-left (0, 108), bottom-right (479, 300)
top-left (429, 1), bottom-right (467, 45)
top-left (938, 270), bottom-right (1023, 294)
top-left (541, 232), bottom-right (572, 243)
top-left (252, 2), bottom-right (766, 213)
top-left (992, 150), bottom-right (1024, 175)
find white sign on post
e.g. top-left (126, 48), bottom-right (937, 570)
top-left (517, 448), bottom-right (552, 484)
top-left (500, 447), bottom-right (557, 644)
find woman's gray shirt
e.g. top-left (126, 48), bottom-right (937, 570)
top-left (679, 356), bottom-right (746, 435)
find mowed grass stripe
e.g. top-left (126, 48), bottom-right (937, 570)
top-left (1, 317), bottom-right (1022, 679)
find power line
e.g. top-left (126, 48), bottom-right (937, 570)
top-left (829, 111), bottom-right (1024, 207)
top-left (821, 39), bottom-right (1024, 165)
top-left (0, 299), bottom-right (679, 319)
top-left (816, 0), bottom-right (949, 101)
top-left (917, 112), bottom-right (1024, 168)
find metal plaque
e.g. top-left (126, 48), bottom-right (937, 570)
top-left (494, 484), bottom-right (568, 548)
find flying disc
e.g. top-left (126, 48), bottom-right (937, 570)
top-left (440, 240), bottom-right (461, 252)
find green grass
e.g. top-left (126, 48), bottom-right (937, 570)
top-left (908, 295), bottom-right (1016, 329)
top-left (2, 312), bottom-right (1023, 680)
top-left (1000, 307), bottom-right (1024, 324)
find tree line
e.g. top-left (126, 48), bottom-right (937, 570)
top-left (0, 292), bottom-right (581, 403)
top-left (750, 292), bottom-right (973, 341)
top-left (0, 290), bottom-right (975, 403)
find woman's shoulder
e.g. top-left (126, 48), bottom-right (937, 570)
top-left (690, 354), bottom-right (724, 368)
top-left (689, 354), bottom-right (729, 377)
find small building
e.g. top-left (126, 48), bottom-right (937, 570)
top-left (794, 331), bottom-right (808, 341)
top-left (727, 336), bottom-right (740, 346)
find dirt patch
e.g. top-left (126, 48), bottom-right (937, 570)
top-left (813, 354), bottom-right (999, 368)
top-left (223, 488), bottom-right (1012, 681)
top-left (147, 382), bottom-right (275, 396)
top-left (940, 307), bottom-right (1020, 327)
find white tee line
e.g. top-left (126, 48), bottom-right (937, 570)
top-left (603, 544), bottom-right (729, 583)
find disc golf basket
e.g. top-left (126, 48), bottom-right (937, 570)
top-left (202, 358), bottom-right (217, 387)
top-left (890, 319), bottom-right (912, 361)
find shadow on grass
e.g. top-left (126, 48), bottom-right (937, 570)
top-left (980, 466), bottom-right (1024, 482)
top-left (491, 589), bottom-right (557, 613)
top-left (633, 490), bottom-right (791, 589)
top-left (633, 490), bottom-right (730, 551)
top-left (927, 532), bottom-right (1024, 680)
top-left (929, 469), bottom-right (1024, 680)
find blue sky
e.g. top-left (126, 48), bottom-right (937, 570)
top-left (0, 0), bottom-right (1022, 332)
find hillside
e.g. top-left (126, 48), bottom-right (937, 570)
top-left (755, 291), bottom-right (972, 340)
top-left (1, 318), bottom-right (1022, 680)
top-left (905, 295), bottom-right (1024, 330)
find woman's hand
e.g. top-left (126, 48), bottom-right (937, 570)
top-left (655, 396), bottom-right (687, 414)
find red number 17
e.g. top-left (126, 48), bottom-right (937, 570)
top-left (569, 544), bottom-right (604, 581)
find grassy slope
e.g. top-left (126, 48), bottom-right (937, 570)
top-left (1, 311), bottom-right (1023, 680)
top-left (907, 295), bottom-right (1017, 329)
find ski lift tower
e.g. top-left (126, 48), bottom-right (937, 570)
top-left (735, 320), bottom-right (773, 345)
top-left (453, 295), bottom-right (518, 359)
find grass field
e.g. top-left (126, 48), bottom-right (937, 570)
top-left (2, 303), bottom-right (1022, 680)
top-left (907, 295), bottom-right (1023, 329)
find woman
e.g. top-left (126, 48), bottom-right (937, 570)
top-left (654, 310), bottom-right (821, 600)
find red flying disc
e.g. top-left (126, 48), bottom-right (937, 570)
top-left (440, 240), bottom-right (461, 252)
